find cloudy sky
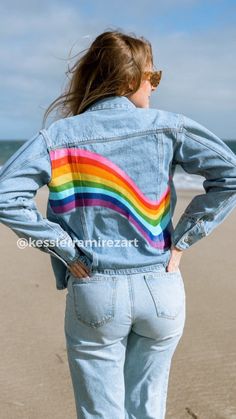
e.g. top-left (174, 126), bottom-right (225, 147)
top-left (1, 0), bottom-right (236, 139)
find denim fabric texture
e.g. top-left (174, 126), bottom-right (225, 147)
top-left (0, 96), bottom-right (236, 289)
top-left (65, 265), bottom-right (186, 418)
top-left (1, 95), bottom-right (236, 418)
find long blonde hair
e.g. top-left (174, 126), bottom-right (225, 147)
top-left (43, 30), bottom-right (153, 125)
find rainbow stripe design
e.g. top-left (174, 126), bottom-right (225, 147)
top-left (48, 148), bottom-right (171, 249)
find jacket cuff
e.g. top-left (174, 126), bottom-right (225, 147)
top-left (39, 234), bottom-right (87, 266)
top-left (172, 215), bottom-right (206, 250)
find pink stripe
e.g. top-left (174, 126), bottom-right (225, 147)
top-left (50, 148), bottom-right (170, 206)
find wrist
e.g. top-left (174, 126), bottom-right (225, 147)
top-left (171, 244), bottom-right (183, 252)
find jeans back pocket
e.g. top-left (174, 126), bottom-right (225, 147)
top-left (71, 274), bottom-right (118, 328)
top-left (144, 269), bottom-right (185, 320)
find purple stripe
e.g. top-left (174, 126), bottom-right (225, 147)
top-left (51, 197), bottom-right (169, 249)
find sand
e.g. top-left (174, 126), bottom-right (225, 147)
top-left (0, 186), bottom-right (236, 419)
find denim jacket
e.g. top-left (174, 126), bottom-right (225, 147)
top-left (1, 96), bottom-right (236, 289)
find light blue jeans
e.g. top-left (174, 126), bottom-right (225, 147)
top-left (64, 264), bottom-right (186, 419)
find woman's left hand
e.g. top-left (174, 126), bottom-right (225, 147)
top-left (68, 260), bottom-right (91, 278)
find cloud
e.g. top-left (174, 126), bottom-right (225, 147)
top-left (149, 26), bottom-right (236, 136)
top-left (0, 0), bottom-right (236, 138)
top-left (0, 2), bottom-right (97, 134)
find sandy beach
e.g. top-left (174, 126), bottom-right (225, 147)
top-left (0, 186), bottom-right (235, 419)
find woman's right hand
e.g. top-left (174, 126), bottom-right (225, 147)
top-left (166, 245), bottom-right (183, 272)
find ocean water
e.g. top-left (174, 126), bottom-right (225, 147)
top-left (0, 139), bottom-right (236, 190)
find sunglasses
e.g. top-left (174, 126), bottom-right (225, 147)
top-left (143, 70), bottom-right (162, 89)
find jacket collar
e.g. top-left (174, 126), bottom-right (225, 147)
top-left (85, 95), bottom-right (136, 112)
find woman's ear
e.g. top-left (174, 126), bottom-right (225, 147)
top-left (128, 77), bottom-right (137, 91)
top-left (119, 81), bottom-right (134, 96)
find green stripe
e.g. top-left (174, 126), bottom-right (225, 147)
top-left (49, 180), bottom-right (170, 226)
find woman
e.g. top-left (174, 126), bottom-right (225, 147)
top-left (0, 30), bottom-right (236, 419)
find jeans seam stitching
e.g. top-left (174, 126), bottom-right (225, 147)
top-left (127, 276), bottom-right (135, 322)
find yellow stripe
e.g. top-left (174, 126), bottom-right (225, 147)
top-left (49, 171), bottom-right (169, 220)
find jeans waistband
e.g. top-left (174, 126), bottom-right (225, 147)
top-left (90, 262), bottom-right (167, 275)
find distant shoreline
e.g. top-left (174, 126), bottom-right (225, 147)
top-left (0, 138), bottom-right (236, 142)
top-left (1, 139), bottom-right (236, 191)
